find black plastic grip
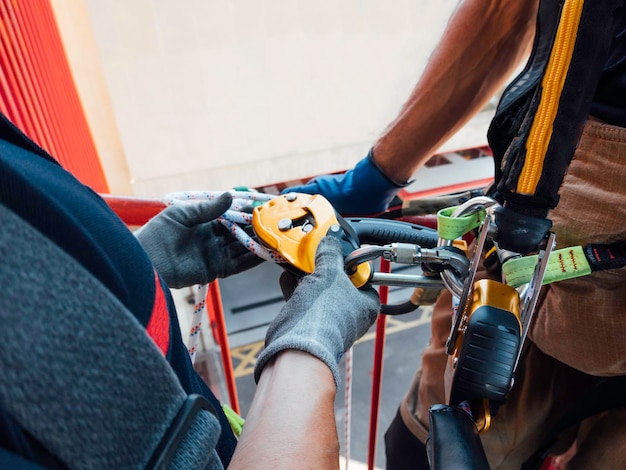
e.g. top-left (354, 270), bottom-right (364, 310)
top-left (449, 305), bottom-right (521, 405)
top-left (346, 217), bottom-right (439, 248)
top-left (428, 404), bottom-right (489, 470)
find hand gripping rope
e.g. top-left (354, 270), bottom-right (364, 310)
top-left (162, 189), bottom-right (284, 363)
top-left (166, 188), bottom-right (458, 347)
top-left (162, 189), bottom-right (445, 468)
top-left (163, 189), bottom-right (365, 461)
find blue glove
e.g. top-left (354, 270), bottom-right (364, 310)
top-left (282, 149), bottom-right (408, 216)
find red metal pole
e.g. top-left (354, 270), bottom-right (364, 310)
top-left (16, 1), bottom-right (68, 165)
top-left (0, 17), bottom-right (32, 135)
top-left (207, 281), bottom-right (240, 414)
top-left (0, 1), bottom-right (55, 154)
top-left (368, 258), bottom-right (391, 470)
top-left (0, 0), bottom-right (108, 192)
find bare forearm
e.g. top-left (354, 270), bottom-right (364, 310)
top-left (229, 351), bottom-right (339, 469)
top-left (374, 0), bottom-right (539, 183)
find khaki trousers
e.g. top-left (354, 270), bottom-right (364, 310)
top-left (399, 117), bottom-right (626, 469)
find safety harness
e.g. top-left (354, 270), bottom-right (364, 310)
top-left (428, 1), bottom-right (626, 468)
top-left (437, 206), bottom-right (626, 286)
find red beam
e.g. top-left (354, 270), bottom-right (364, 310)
top-left (102, 194), bottom-right (166, 226)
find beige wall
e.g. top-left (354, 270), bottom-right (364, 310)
top-left (50, 0), bottom-right (132, 195)
top-left (64, 1), bottom-right (493, 198)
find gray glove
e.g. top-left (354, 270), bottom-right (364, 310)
top-left (254, 236), bottom-right (380, 387)
top-left (135, 192), bottom-right (263, 288)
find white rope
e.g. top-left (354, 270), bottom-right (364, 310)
top-left (162, 189), bottom-right (285, 361)
top-left (343, 347), bottom-right (353, 469)
top-left (218, 217), bottom-right (286, 263)
top-left (188, 283), bottom-right (208, 363)
top-left (164, 189), bottom-right (275, 206)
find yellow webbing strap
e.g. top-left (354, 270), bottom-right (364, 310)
top-left (222, 404), bottom-right (245, 438)
top-left (502, 245), bottom-right (591, 288)
top-left (517, 0), bottom-right (585, 194)
top-left (436, 206), bottom-right (487, 241)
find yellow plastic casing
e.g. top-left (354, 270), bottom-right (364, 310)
top-left (251, 193), bottom-right (371, 287)
top-left (469, 279), bottom-right (521, 322)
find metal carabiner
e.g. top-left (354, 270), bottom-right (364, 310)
top-left (438, 196), bottom-right (499, 298)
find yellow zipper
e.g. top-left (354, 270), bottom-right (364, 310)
top-left (517, 0), bottom-right (584, 195)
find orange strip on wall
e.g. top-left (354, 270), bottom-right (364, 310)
top-left (0, 0), bottom-right (109, 192)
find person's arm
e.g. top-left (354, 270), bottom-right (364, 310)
top-left (374, 0), bottom-right (539, 183)
top-left (229, 351), bottom-right (339, 469)
top-left (229, 236), bottom-right (381, 468)
top-left (284, 0), bottom-right (539, 216)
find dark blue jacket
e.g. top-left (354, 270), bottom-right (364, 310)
top-left (0, 113), bottom-right (236, 468)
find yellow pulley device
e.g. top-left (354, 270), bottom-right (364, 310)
top-left (251, 193), bottom-right (372, 287)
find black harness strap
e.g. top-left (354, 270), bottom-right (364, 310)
top-left (488, 0), bottom-right (625, 218)
top-left (585, 242), bottom-right (626, 271)
top-left (487, 0), bottom-right (560, 178)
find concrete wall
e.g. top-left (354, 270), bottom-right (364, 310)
top-left (50, 0), bottom-right (132, 195)
top-left (77, 0), bottom-right (490, 197)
